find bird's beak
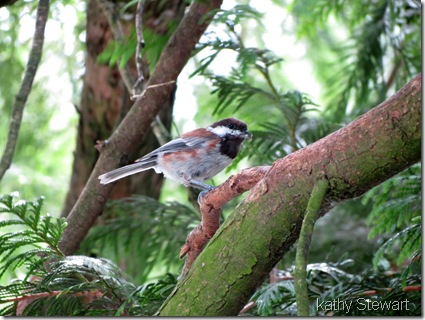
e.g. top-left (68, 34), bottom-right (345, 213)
top-left (244, 131), bottom-right (253, 140)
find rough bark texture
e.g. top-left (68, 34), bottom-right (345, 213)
top-left (180, 166), bottom-right (271, 277)
top-left (61, 0), bottom-right (127, 216)
top-left (59, 0), bottom-right (223, 256)
top-left (61, 0), bottom-right (183, 217)
top-left (158, 74), bottom-right (421, 316)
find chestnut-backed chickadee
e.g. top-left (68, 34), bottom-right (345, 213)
top-left (98, 118), bottom-right (252, 191)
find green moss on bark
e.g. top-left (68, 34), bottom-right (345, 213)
top-left (159, 74), bottom-right (421, 316)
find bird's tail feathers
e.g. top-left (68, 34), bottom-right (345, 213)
top-left (98, 161), bottom-right (156, 184)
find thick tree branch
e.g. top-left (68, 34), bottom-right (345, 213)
top-left (0, 0), bottom-right (18, 9)
top-left (0, 0), bottom-right (49, 181)
top-left (158, 74), bottom-right (421, 316)
top-left (59, 0), bottom-right (223, 256)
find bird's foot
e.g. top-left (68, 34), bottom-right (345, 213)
top-left (189, 180), bottom-right (215, 192)
top-left (196, 186), bottom-right (216, 205)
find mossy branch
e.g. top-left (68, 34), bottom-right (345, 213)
top-left (158, 74), bottom-right (420, 316)
top-left (294, 179), bottom-right (329, 316)
top-left (179, 166), bottom-right (271, 277)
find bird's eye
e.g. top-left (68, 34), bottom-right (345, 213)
top-left (228, 123), bottom-right (235, 129)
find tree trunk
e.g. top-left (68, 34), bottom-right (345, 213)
top-left (61, 0), bottom-right (185, 217)
top-left (58, 0), bottom-right (224, 256)
top-left (158, 74), bottom-right (421, 316)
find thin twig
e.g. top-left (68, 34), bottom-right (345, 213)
top-left (97, 0), bottom-right (169, 147)
top-left (0, 0), bottom-right (50, 181)
top-left (97, 0), bottom-right (135, 94)
top-left (132, 0), bottom-right (145, 98)
top-left (361, 286), bottom-right (422, 296)
top-left (239, 301), bottom-right (256, 315)
top-left (9, 290), bottom-right (103, 303)
top-left (385, 57), bottom-right (403, 90)
top-left (151, 116), bottom-right (170, 146)
top-left (294, 179), bottom-right (329, 316)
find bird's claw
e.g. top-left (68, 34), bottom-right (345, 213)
top-left (197, 186), bottom-right (216, 205)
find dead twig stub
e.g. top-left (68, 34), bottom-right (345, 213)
top-left (14, 290), bottom-right (103, 316)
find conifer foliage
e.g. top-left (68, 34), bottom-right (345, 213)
top-left (0, 193), bottom-right (178, 316)
top-left (0, 0), bottom-right (421, 316)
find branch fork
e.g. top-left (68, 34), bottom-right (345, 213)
top-left (180, 165), bottom-right (271, 277)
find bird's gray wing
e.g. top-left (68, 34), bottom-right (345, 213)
top-left (99, 137), bottom-right (204, 184)
top-left (135, 137), bottom-right (204, 163)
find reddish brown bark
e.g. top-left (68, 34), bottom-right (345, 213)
top-left (61, 0), bottom-right (184, 217)
top-left (179, 166), bottom-right (271, 277)
top-left (158, 74), bottom-right (421, 316)
top-left (61, 0), bottom-right (127, 216)
top-left (14, 290), bottom-right (103, 316)
top-left (59, 0), bottom-right (224, 256)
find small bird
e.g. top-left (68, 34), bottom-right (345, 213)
top-left (98, 118), bottom-right (252, 191)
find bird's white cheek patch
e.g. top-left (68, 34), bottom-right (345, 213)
top-left (207, 126), bottom-right (234, 137)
